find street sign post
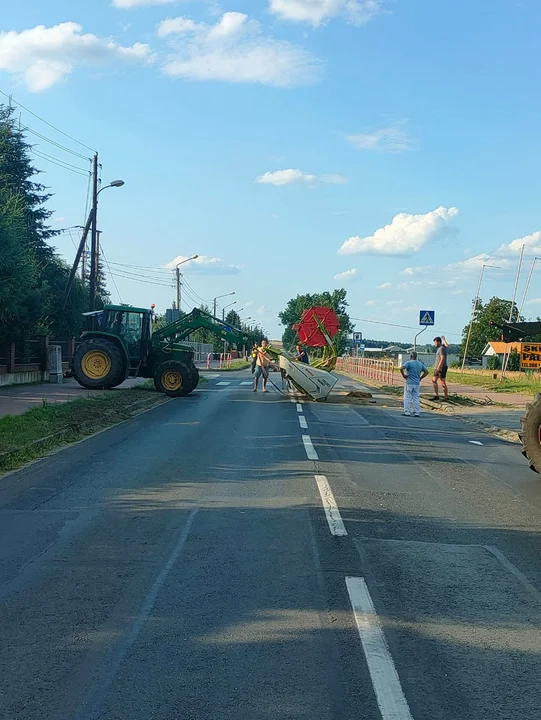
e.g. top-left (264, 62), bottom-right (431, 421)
top-left (419, 310), bottom-right (435, 326)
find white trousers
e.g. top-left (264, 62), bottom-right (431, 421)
top-left (404, 384), bottom-right (420, 415)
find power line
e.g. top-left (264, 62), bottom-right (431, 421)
top-left (1, 88), bottom-right (97, 153)
top-left (107, 260), bottom-right (171, 273)
top-left (108, 267), bottom-right (175, 284)
top-left (100, 247), bottom-right (123, 304)
top-left (31, 147), bottom-right (90, 173)
top-left (350, 316), bottom-right (461, 338)
top-left (109, 271), bottom-right (174, 288)
top-left (23, 125), bottom-right (91, 162)
top-left (31, 149), bottom-right (90, 177)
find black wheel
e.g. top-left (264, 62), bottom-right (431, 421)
top-left (520, 393), bottom-right (541, 474)
top-left (153, 361), bottom-right (192, 397)
top-left (72, 338), bottom-right (126, 390)
top-left (189, 367), bottom-right (200, 391)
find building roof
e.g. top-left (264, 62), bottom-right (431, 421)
top-left (483, 341), bottom-right (522, 355)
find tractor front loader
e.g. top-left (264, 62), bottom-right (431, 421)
top-left (72, 306), bottom-right (247, 398)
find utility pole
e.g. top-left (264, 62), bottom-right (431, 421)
top-left (89, 153), bottom-right (99, 311)
top-left (176, 268), bottom-right (181, 312)
top-left (63, 211), bottom-right (94, 305)
top-left (213, 298), bottom-right (217, 319)
top-left (96, 230), bottom-right (102, 296)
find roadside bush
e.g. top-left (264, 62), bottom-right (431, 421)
top-left (486, 355), bottom-right (501, 370)
top-left (507, 348), bottom-right (520, 372)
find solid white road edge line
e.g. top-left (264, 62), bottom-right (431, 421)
top-left (296, 403), bottom-right (303, 412)
top-left (299, 415), bottom-right (308, 429)
top-left (302, 435), bottom-right (318, 460)
top-left (345, 577), bottom-right (414, 720)
top-left (314, 475), bottom-right (347, 536)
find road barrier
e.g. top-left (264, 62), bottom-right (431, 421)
top-left (219, 353), bottom-right (233, 369)
top-left (336, 357), bottom-right (395, 385)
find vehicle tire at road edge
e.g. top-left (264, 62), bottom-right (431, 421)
top-left (153, 360), bottom-right (192, 397)
top-left (519, 392), bottom-right (541, 474)
top-left (72, 338), bottom-right (126, 390)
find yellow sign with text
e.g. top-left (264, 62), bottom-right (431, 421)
top-left (521, 343), bottom-right (541, 369)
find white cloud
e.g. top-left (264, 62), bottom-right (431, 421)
top-left (377, 282), bottom-right (392, 289)
top-left (526, 298), bottom-right (541, 305)
top-left (386, 300), bottom-right (403, 306)
top-left (339, 206), bottom-right (458, 256)
top-left (0, 22), bottom-right (152, 91)
top-left (365, 299), bottom-right (375, 306)
top-left (333, 267), bottom-right (357, 281)
top-left (496, 230), bottom-right (541, 257)
top-left (158, 12), bottom-right (321, 87)
top-left (445, 253), bottom-right (511, 274)
top-left (166, 254), bottom-right (241, 274)
top-left (268, 0), bottom-right (384, 26)
top-left (255, 168), bottom-right (347, 186)
top-left (244, 300), bottom-right (254, 307)
top-left (401, 266), bottom-right (426, 276)
top-left (347, 125), bottom-right (413, 153)
top-left (113, 0), bottom-right (174, 7)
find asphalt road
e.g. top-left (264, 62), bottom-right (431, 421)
top-left (1, 370), bottom-right (541, 720)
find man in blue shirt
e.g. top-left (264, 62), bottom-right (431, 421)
top-left (400, 352), bottom-right (429, 417)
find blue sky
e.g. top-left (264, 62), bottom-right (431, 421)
top-left (1, 0), bottom-right (541, 343)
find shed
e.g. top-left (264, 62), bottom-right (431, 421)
top-left (481, 342), bottom-right (521, 368)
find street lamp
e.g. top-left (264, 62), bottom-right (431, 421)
top-left (175, 255), bottom-right (199, 311)
top-left (90, 179), bottom-right (125, 311)
top-left (222, 300), bottom-right (237, 321)
top-left (461, 263), bottom-right (500, 370)
top-left (213, 291), bottom-right (235, 319)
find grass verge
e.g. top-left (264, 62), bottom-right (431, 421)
top-left (445, 369), bottom-right (541, 395)
top-left (0, 387), bottom-right (168, 473)
top-left (215, 360), bottom-right (251, 371)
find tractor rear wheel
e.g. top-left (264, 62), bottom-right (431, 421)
top-left (72, 339), bottom-right (126, 390)
top-left (189, 367), bottom-right (200, 391)
top-left (153, 361), bottom-right (192, 397)
top-left (519, 393), bottom-right (541, 474)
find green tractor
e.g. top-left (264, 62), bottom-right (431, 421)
top-left (71, 305), bottom-right (248, 397)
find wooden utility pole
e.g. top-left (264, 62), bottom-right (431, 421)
top-left (89, 153), bottom-right (99, 311)
top-left (176, 267), bottom-right (181, 312)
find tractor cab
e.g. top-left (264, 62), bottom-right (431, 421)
top-left (82, 305), bottom-right (152, 369)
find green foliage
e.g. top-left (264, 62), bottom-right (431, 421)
top-left (486, 354), bottom-right (501, 370)
top-left (508, 348), bottom-right (521, 371)
top-left (279, 288), bottom-right (353, 354)
top-left (0, 103), bottom-right (100, 343)
top-left (461, 296), bottom-right (522, 357)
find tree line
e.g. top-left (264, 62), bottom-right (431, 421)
top-left (0, 104), bottom-right (108, 347)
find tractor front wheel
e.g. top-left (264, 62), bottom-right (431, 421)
top-left (189, 367), bottom-right (200, 392)
top-left (153, 361), bottom-right (192, 397)
top-left (72, 339), bottom-right (126, 390)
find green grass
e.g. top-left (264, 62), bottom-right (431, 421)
top-left (0, 387), bottom-right (168, 473)
top-left (215, 360), bottom-right (251, 371)
top-left (445, 369), bottom-right (541, 395)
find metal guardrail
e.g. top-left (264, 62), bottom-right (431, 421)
top-left (336, 356), bottom-right (395, 385)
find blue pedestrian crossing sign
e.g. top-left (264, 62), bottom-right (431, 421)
top-left (419, 310), bottom-right (435, 326)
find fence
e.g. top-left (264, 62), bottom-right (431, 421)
top-left (0, 337), bottom-right (76, 387)
top-left (336, 356), bottom-right (395, 385)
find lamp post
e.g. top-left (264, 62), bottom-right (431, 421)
top-left (461, 263), bottom-right (500, 370)
top-left (213, 291), bottom-right (235, 319)
top-left (175, 255), bottom-right (198, 311)
top-left (222, 300), bottom-right (237, 322)
top-left (89, 178), bottom-right (125, 311)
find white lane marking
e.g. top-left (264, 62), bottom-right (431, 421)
top-left (314, 475), bottom-right (347, 536)
top-left (216, 382), bottom-right (231, 386)
top-left (468, 440), bottom-right (483, 446)
top-left (299, 415), bottom-right (308, 429)
top-left (302, 435), bottom-right (318, 460)
top-left (345, 577), bottom-right (414, 720)
top-left (240, 382), bottom-right (253, 385)
top-left (76, 509), bottom-right (199, 720)
top-left (296, 403), bottom-right (303, 412)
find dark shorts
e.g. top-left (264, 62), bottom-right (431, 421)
top-left (434, 366), bottom-right (448, 380)
top-left (255, 365), bottom-right (269, 380)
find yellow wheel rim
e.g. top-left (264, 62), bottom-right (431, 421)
top-left (81, 350), bottom-right (111, 380)
top-left (163, 370), bottom-right (182, 391)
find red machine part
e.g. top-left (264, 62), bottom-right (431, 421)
top-left (293, 306), bottom-right (340, 347)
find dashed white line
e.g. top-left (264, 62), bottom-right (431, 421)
top-left (299, 415), bottom-right (308, 429)
top-left (240, 381), bottom-right (253, 386)
top-left (302, 435), bottom-right (318, 460)
top-left (468, 440), bottom-right (483, 446)
top-left (216, 382), bottom-right (231, 386)
top-left (296, 403), bottom-right (303, 412)
top-left (345, 577), bottom-right (414, 720)
top-left (315, 475), bottom-right (347, 536)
